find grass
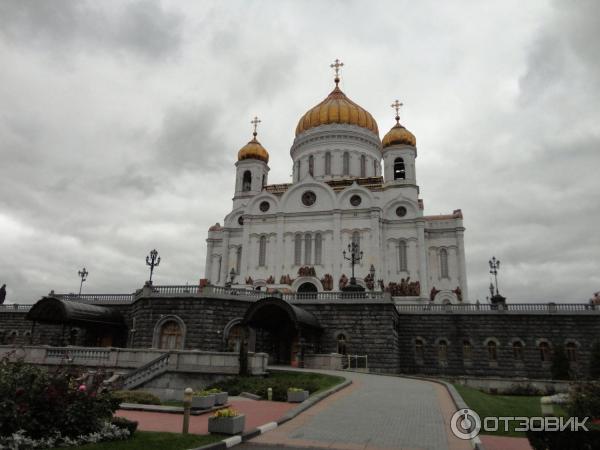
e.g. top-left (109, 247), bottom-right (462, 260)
top-left (55, 431), bottom-right (223, 450)
top-left (453, 384), bottom-right (568, 437)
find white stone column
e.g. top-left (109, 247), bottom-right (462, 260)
top-left (370, 211), bottom-right (382, 284)
top-left (240, 224), bottom-right (250, 283)
top-left (219, 230), bottom-right (231, 286)
top-left (204, 240), bottom-right (214, 280)
top-left (275, 215), bottom-right (285, 281)
top-left (416, 221), bottom-right (429, 298)
top-left (333, 212), bottom-right (342, 286)
top-left (457, 229), bottom-right (469, 302)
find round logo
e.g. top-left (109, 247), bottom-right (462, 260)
top-left (450, 408), bottom-right (481, 440)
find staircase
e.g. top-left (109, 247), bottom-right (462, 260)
top-left (120, 352), bottom-right (171, 390)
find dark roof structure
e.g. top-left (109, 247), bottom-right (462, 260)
top-left (243, 297), bottom-right (321, 332)
top-left (26, 296), bottom-right (126, 327)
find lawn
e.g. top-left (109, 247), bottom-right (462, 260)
top-left (453, 384), bottom-right (568, 437)
top-left (55, 431), bottom-right (223, 450)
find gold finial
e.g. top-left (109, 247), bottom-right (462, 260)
top-left (330, 58), bottom-right (344, 85)
top-left (250, 116), bottom-right (261, 138)
top-left (391, 99), bottom-right (403, 123)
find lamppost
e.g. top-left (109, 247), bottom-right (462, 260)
top-left (369, 264), bottom-right (376, 291)
top-left (77, 267), bottom-right (88, 296)
top-left (489, 256), bottom-right (500, 296)
top-left (343, 242), bottom-right (364, 290)
top-left (146, 249), bottom-right (161, 283)
top-left (227, 268), bottom-right (236, 288)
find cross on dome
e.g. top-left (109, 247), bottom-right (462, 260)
top-left (330, 58), bottom-right (344, 85)
top-left (391, 99), bottom-right (403, 123)
top-left (250, 116), bottom-right (261, 138)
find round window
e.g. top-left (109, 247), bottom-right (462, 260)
top-left (237, 216), bottom-right (244, 225)
top-left (259, 201), bottom-right (270, 212)
top-left (350, 195), bottom-right (362, 206)
top-left (396, 206), bottom-right (407, 217)
top-left (301, 191), bottom-right (316, 206)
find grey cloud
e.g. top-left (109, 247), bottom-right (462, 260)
top-left (0, 0), bottom-right (183, 60)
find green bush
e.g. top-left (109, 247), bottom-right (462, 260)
top-left (527, 430), bottom-right (600, 450)
top-left (551, 345), bottom-right (571, 380)
top-left (590, 342), bottom-right (600, 378)
top-left (0, 359), bottom-right (119, 439)
top-left (111, 416), bottom-right (138, 435)
top-left (567, 382), bottom-right (600, 420)
top-left (112, 390), bottom-right (162, 405)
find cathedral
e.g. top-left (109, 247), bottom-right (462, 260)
top-left (205, 61), bottom-right (468, 304)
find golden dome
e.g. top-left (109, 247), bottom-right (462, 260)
top-left (295, 81), bottom-right (379, 137)
top-left (237, 133), bottom-right (269, 164)
top-left (382, 121), bottom-right (416, 148)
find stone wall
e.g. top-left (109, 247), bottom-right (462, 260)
top-left (396, 313), bottom-right (600, 378)
top-left (0, 310), bottom-right (34, 345)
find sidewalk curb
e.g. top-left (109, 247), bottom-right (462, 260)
top-left (188, 375), bottom-right (352, 450)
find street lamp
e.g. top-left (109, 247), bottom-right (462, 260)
top-left (489, 256), bottom-right (500, 296)
top-left (77, 267), bottom-right (88, 296)
top-left (228, 268), bottom-right (236, 288)
top-left (369, 264), bottom-right (376, 291)
top-left (146, 249), bottom-right (161, 283)
top-left (343, 242), bottom-right (364, 287)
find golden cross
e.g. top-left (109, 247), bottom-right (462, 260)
top-left (391, 99), bottom-right (403, 122)
top-left (330, 58), bottom-right (344, 84)
top-left (250, 116), bottom-right (261, 137)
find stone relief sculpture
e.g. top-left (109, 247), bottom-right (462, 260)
top-left (320, 273), bottom-right (333, 291)
top-left (339, 274), bottom-right (348, 290)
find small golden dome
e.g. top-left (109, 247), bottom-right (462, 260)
top-left (237, 134), bottom-right (269, 163)
top-left (295, 81), bottom-right (379, 137)
top-left (382, 121), bottom-right (416, 148)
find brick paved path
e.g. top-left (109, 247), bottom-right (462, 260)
top-left (246, 370), bottom-right (471, 450)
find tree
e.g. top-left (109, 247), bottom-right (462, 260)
top-left (589, 341), bottom-right (600, 378)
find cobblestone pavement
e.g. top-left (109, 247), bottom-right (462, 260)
top-left (245, 370), bottom-right (471, 450)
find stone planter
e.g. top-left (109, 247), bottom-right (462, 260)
top-left (214, 391), bottom-right (228, 405)
top-left (287, 390), bottom-right (309, 403)
top-left (191, 394), bottom-right (216, 409)
top-left (208, 414), bottom-right (245, 435)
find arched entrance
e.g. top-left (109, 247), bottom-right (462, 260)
top-left (243, 297), bottom-right (322, 366)
top-left (297, 282), bottom-right (318, 293)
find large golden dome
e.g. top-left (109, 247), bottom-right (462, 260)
top-left (237, 133), bottom-right (269, 164)
top-left (295, 81), bottom-right (379, 137)
top-left (382, 119), bottom-right (416, 148)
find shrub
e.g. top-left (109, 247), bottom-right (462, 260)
top-left (527, 430), bottom-right (600, 450)
top-left (551, 345), bottom-right (571, 380)
top-left (503, 384), bottom-right (542, 396)
top-left (112, 390), bottom-right (161, 405)
top-left (111, 416), bottom-right (138, 435)
top-left (590, 342), bottom-right (600, 378)
top-left (0, 359), bottom-right (119, 439)
top-left (213, 408), bottom-right (240, 418)
top-left (567, 381), bottom-right (600, 420)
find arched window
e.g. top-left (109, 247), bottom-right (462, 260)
top-left (337, 334), bottom-right (347, 355)
top-left (242, 171), bottom-right (252, 192)
top-left (438, 340), bottom-right (448, 363)
top-left (394, 158), bottom-right (406, 180)
top-left (343, 152), bottom-right (350, 175)
top-left (360, 154), bottom-right (366, 177)
top-left (513, 341), bottom-right (524, 360)
top-left (566, 343), bottom-right (578, 362)
top-left (296, 160), bottom-right (301, 181)
top-left (294, 234), bottom-right (302, 265)
top-left (487, 341), bottom-right (497, 361)
top-left (7, 330), bottom-right (18, 345)
top-left (352, 231), bottom-right (360, 253)
top-left (69, 328), bottom-right (79, 346)
top-left (309, 155), bottom-right (314, 176)
top-left (415, 339), bottom-right (424, 360)
top-left (314, 233), bottom-right (322, 265)
top-left (373, 159), bottom-right (378, 176)
top-left (236, 247), bottom-right (242, 275)
top-left (262, 174), bottom-right (266, 187)
top-left (325, 152), bottom-right (331, 175)
top-left (463, 340), bottom-right (472, 360)
top-left (258, 236), bottom-right (267, 266)
top-left (159, 321), bottom-right (183, 350)
top-left (398, 241), bottom-right (407, 272)
top-left (539, 342), bottom-right (551, 362)
top-left (440, 249), bottom-right (449, 278)
top-left (304, 233), bottom-right (312, 265)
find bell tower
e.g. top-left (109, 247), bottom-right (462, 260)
top-left (234, 116), bottom-right (270, 207)
top-left (382, 100), bottom-right (417, 185)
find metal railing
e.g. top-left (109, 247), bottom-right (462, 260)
top-left (0, 304), bottom-right (32, 312)
top-left (58, 293), bottom-right (134, 304)
top-left (395, 303), bottom-right (598, 314)
top-left (343, 354), bottom-right (368, 371)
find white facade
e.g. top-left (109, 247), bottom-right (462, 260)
top-left (205, 93), bottom-right (469, 304)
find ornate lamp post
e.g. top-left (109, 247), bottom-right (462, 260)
top-left (488, 256), bottom-right (506, 305)
top-left (146, 249), bottom-right (161, 283)
top-left (77, 267), bottom-right (88, 296)
top-left (343, 242), bottom-right (364, 291)
top-left (369, 264), bottom-right (376, 291)
top-left (489, 256), bottom-right (500, 296)
top-left (227, 268), bottom-right (236, 288)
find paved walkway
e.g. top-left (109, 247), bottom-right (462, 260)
top-left (115, 397), bottom-right (295, 435)
top-left (247, 369), bottom-right (471, 450)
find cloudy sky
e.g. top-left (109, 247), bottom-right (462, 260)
top-left (1, 0), bottom-right (598, 304)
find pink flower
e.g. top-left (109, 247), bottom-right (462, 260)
top-left (78, 384), bottom-right (87, 392)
